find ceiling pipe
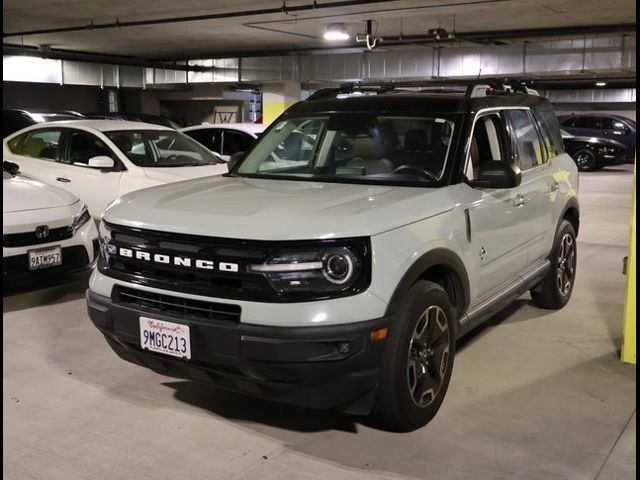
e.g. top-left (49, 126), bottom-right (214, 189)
top-left (3, 0), bottom-right (411, 38)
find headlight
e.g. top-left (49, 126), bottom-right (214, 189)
top-left (597, 146), bottom-right (616, 154)
top-left (71, 205), bottom-right (91, 233)
top-left (98, 221), bottom-right (112, 262)
top-left (249, 241), bottom-right (370, 299)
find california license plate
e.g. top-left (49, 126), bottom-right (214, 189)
top-left (139, 317), bottom-right (191, 359)
top-left (28, 246), bottom-right (62, 270)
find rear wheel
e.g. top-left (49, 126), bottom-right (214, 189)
top-left (571, 148), bottom-right (598, 171)
top-left (373, 281), bottom-right (456, 432)
top-left (530, 220), bottom-right (577, 309)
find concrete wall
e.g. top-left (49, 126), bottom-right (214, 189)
top-left (3, 81), bottom-right (103, 112)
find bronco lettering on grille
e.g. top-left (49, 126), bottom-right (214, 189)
top-left (115, 247), bottom-right (239, 272)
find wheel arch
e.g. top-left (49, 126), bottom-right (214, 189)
top-left (385, 248), bottom-right (470, 322)
top-left (560, 197), bottom-right (580, 236)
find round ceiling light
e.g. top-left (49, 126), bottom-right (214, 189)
top-left (324, 23), bottom-right (349, 41)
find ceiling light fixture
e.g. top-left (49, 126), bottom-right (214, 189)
top-left (324, 23), bottom-right (349, 41)
top-left (595, 81), bottom-right (607, 87)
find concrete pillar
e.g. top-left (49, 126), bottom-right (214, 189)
top-left (621, 159), bottom-right (636, 364)
top-left (262, 81), bottom-right (301, 126)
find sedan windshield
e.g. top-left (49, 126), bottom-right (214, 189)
top-left (105, 130), bottom-right (225, 167)
top-left (235, 114), bottom-right (459, 185)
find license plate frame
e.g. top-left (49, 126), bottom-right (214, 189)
top-left (28, 245), bottom-right (62, 271)
top-left (139, 316), bottom-right (191, 360)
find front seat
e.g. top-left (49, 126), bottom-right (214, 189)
top-left (348, 137), bottom-right (394, 175)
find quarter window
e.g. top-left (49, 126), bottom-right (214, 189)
top-left (18, 129), bottom-right (62, 161)
top-left (506, 110), bottom-right (546, 170)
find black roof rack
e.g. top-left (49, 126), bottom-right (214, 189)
top-left (305, 78), bottom-right (537, 102)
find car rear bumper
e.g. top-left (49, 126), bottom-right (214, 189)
top-left (86, 288), bottom-right (390, 414)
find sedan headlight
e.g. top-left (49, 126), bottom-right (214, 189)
top-left (71, 205), bottom-right (91, 234)
top-left (249, 241), bottom-right (370, 299)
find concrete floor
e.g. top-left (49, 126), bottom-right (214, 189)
top-left (3, 165), bottom-right (636, 480)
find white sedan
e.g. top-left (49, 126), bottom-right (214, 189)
top-left (181, 123), bottom-right (266, 161)
top-left (3, 165), bottom-right (99, 291)
top-left (3, 120), bottom-right (229, 218)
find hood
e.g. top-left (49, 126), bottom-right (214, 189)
top-left (104, 175), bottom-right (459, 240)
top-left (142, 164), bottom-right (228, 183)
top-left (3, 175), bottom-right (79, 213)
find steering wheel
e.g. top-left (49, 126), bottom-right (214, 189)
top-left (392, 164), bottom-right (438, 181)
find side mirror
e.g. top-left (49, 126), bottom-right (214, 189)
top-left (469, 160), bottom-right (521, 189)
top-left (87, 156), bottom-right (115, 169)
top-left (3, 161), bottom-right (20, 175)
top-left (227, 151), bottom-right (245, 172)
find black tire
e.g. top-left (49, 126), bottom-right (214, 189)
top-left (530, 220), bottom-right (577, 310)
top-left (373, 281), bottom-right (456, 432)
top-left (571, 148), bottom-right (598, 172)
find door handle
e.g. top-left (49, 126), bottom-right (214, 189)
top-left (513, 194), bottom-right (526, 207)
top-left (56, 177), bottom-right (71, 183)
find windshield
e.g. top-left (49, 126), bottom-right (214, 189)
top-left (105, 130), bottom-right (225, 167)
top-left (235, 114), bottom-right (458, 185)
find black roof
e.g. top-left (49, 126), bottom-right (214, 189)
top-left (287, 90), bottom-right (549, 116)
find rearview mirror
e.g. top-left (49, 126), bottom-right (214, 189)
top-left (3, 161), bottom-right (20, 175)
top-left (227, 151), bottom-right (245, 171)
top-left (469, 161), bottom-right (521, 189)
top-left (87, 156), bottom-right (115, 169)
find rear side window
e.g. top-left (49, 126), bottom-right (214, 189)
top-left (535, 105), bottom-right (565, 157)
top-left (506, 110), bottom-right (546, 170)
top-left (574, 117), bottom-right (600, 129)
top-left (17, 129), bottom-right (62, 161)
top-left (221, 130), bottom-right (254, 156)
top-left (184, 128), bottom-right (221, 152)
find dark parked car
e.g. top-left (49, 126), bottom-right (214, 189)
top-left (3, 109), bottom-right (84, 138)
top-left (83, 112), bottom-right (181, 129)
top-left (558, 114), bottom-right (636, 161)
top-left (561, 130), bottom-right (627, 171)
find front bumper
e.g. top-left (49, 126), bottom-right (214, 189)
top-left (86, 289), bottom-right (390, 414)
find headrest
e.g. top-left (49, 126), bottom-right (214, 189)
top-left (354, 137), bottom-right (385, 158)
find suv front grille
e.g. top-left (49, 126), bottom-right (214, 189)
top-left (100, 223), bottom-right (273, 301)
top-left (113, 286), bottom-right (241, 323)
top-left (3, 225), bottom-right (73, 248)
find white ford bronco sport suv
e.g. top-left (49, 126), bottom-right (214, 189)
top-left (87, 81), bottom-right (579, 431)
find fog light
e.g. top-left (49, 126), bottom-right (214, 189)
top-left (337, 342), bottom-right (350, 354)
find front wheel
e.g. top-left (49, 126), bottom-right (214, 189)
top-left (571, 148), bottom-right (598, 171)
top-left (530, 220), bottom-right (577, 309)
top-left (373, 281), bottom-right (456, 432)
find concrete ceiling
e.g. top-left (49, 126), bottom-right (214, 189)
top-left (3, 0), bottom-right (636, 60)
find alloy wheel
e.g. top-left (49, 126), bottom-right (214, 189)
top-left (556, 233), bottom-right (576, 296)
top-left (407, 305), bottom-right (451, 407)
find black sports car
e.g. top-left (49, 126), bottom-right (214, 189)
top-left (561, 130), bottom-right (627, 171)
